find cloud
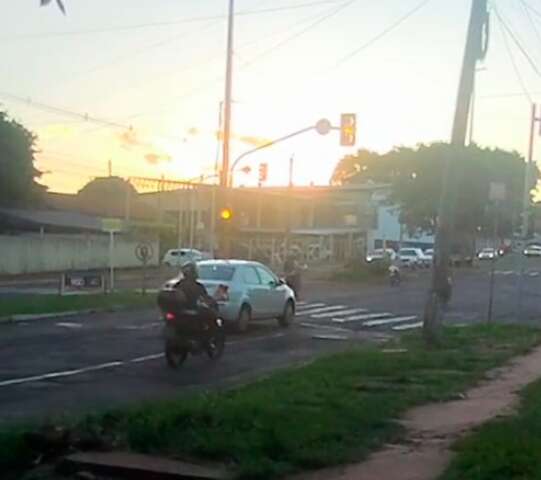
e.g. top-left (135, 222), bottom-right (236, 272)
top-left (145, 152), bottom-right (172, 165)
top-left (215, 131), bottom-right (272, 147)
top-left (118, 128), bottom-right (144, 149)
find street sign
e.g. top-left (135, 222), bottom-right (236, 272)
top-left (101, 217), bottom-right (123, 232)
top-left (315, 118), bottom-right (332, 135)
top-left (135, 242), bottom-right (154, 263)
top-left (340, 113), bottom-right (356, 146)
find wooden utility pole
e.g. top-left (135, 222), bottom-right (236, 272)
top-left (424, 0), bottom-right (489, 344)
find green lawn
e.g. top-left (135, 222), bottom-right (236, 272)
top-left (0, 292), bottom-right (156, 318)
top-left (2, 325), bottom-right (540, 480)
top-left (440, 376), bottom-right (541, 480)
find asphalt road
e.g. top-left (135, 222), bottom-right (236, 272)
top-left (1, 256), bottom-right (541, 425)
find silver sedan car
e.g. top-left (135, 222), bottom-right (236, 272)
top-left (195, 260), bottom-right (296, 332)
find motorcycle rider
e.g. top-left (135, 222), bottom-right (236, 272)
top-left (176, 262), bottom-right (218, 335)
top-left (284, 250), bottom-right (302, 299)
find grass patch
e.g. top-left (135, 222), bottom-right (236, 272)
top-left (440, 373), bottom-right (541, 480)
top-left (1, 325), bottom-right (540, 480)
top-left (0, 292), bottom-right (156, 318)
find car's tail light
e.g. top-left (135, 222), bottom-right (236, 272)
top-left (214, 284), bottom-right (229, 302)
top-left (165, 312), bottom-right (176, 322)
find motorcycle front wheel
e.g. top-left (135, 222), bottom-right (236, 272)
top-left (165, 339), bottom-right (188, 369)
top-left (206, 327), bottom-right (225, 360)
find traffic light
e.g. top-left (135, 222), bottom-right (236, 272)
top-left (219, 207), bottom-right (233, 221)
top-left (258, 163), bottom-right (268, 183)
top-left (340, 113), bottom-right (356, 146)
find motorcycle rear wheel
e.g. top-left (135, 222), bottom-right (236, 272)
top-left (165, 340), bottom-right (188, 369)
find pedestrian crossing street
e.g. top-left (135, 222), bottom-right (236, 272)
top-left (295, 301), bottom-right (421, 332)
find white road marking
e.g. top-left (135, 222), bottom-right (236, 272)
top-left (363, 316), bottom-right (418, 327)
top-left (311, 308), bottom-right (368, 319)
top-left (333, 312), bottom-right (391, 323)
top-left (392, 322), bottom-right (423, 331)
top-left (0, 361), bottom-right (124, 387)
top-left (0, 333), bottom-right (286, 388)
top-left (300, 322), bottom-right (352, 333)
top-left (295, 303), bottom-right (326, 313)
top-left (129, 353), bottom-right (164, 363)
top-left (529, 272), bottom-right (540, 277)
top-left (56, 322), bottom-right (83, 329)
top-left (296, 305), bottom-right (346, 316)
top-left (297, 301), bottom-right (308, 306)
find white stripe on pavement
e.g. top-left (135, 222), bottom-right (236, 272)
top-left (363, 316), bottom-right (418, 327)
top-left (300, 322), bottom-right (352, 333)
top-left (296, 305), bottom-right (346, 316)
top-left (333, 312), bottom-right (391, 323)
top-left (311, 308), bottom-right (368, 319)
top-left (0, 333), bottom-right (287, 388)
top-left (392, 322), bottom-right (423, 331)
top-left (295, 303), bottom-right (326, 312)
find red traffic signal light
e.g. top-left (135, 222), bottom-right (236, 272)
top-left (258, 163), bottom-right (268, 183)
top-left (340, 113), bottom-right (356, 146)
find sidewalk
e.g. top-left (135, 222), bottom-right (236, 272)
top-left (290, 343), bottom-right (541, 480)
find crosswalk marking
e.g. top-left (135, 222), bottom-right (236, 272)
top-left (296, 303), bottom-right (326, 312)
top-left (392, 322), bottom-right (423, 331)
top-left (363, 316), bottom-right (417, 328)
top-left (297, 301), bottom-right (308, 306)
top-left (311, 307), bottom-right (368, 319)
top-left (333, 312), bottom-right (391, 323)
top-left (296, 305), bottom-right (346, 316)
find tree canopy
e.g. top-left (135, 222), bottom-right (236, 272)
top-left (332, 143), bottom-right (538, 238)
top-left (0, 110), bottom-right (45, 207)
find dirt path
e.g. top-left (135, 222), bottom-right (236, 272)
top-left (290, 344), bottom-right (541, 480)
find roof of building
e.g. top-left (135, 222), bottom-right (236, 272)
top-left (0, 208), bottom-right (103, 232)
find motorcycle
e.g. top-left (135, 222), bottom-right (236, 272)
top-left (389, 265), bottom-right (401, 287)
top-left (158, 285), bottom-right (226, 369)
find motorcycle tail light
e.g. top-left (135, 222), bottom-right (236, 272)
top-left (165, 312), bottom-right (176, 322)
top-left (215, 284), bottom-right (229, 302)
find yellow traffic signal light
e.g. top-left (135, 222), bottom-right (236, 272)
top-left (340, 113), bottom-right (356, 146)
top-left (220, 208), bottom-right (233, 221)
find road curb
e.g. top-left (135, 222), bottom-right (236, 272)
top-left (0, 306), bottom-right (129, 325)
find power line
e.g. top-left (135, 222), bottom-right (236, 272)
top-left (5, 0), bottom-right (345, 40)
top-left (333, 0), bottom-right (432, 68)
top-left (494, 6), bottom-right (541, 79)
top-left (241, 0), bottom-right (356, 69)
top-left (519, 0), bottom-right (541, 59)
top-left (521, 0), bottom-right (541, 22)
top-left (494, 6), bottom-right (533, 103)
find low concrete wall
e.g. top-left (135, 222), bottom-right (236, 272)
top-left (0, 234), bottom-right (159, 275)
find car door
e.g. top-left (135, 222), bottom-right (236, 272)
top-left (256, 266), bottom-right (286, 317)
top-left (240, 266), bottom-right (266, 319)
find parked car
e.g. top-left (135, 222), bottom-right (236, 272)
top-left (162, 248), bottom-right (204, 267)
top-left (423, 248), bottom-right (434, 266)
top-left (523, 244), bottom-right (541, 257)
top-left (365, 248), bottom-right (396, 263)
top-left (398, 248), bottom-right (425, 268)
top-left (196, 260), bottom-right (296, 332)
top-left (477, 248), bottom-right (497, 260)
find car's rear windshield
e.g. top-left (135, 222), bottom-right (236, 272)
top-left (198, 264), bottom-right (236, 281)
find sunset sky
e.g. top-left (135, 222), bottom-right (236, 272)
top-left (2, 0), bottom-right (541, 193)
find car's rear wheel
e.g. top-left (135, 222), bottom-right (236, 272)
top-left (278, 300), bottom-right (295, 328)
top-left (235, 305), bottom-right (251, 333)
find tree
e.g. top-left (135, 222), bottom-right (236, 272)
top-left (0, 110), bottom-right (45, 207)
top-left (332, 143), bottom-right (538, 240)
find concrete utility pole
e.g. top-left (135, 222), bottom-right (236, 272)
top-left (220, 0), bottom-right (235, 188)
top-left (424, 0), bottom-right (489, 343)
top-left (517, 104), bottom-right (541, 320)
